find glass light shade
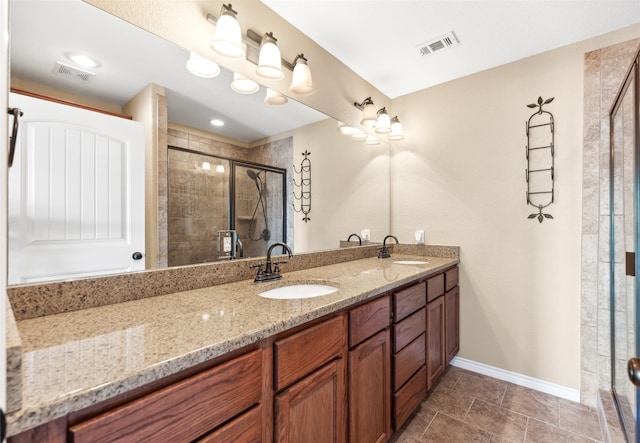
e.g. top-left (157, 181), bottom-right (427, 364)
top-left (375, 109), bottom-right (391, 133)
top-left (186, 52), bottom-right (220, 78)
top-left (289, 57), bottom-right (314, 95)
top-left (264, 88), bottom-right (288, 105)
top-left (201, 161), bottom-right (211, 170)
top-left (351, 129), bottom-right (367, 140)
top-left (256, 34), bottom-right (284, 80)
top-left (389, 119), bottom-right (404, 140)
top-left (365, 135), bottom-right (380, 145)
top-left (360, 102), bottom-right (378, 127)
top-left (337, 122), bottom-right (355, 136)
top-left (211, 8), bottom-right (244, 60)
top-left (231, 72), bottom-right (259, 94)
top-left (216, 164), bottom-right (225, 173)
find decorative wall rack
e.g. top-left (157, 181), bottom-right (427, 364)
top-left (525, 96), bottom-right (555, 223)
top-left (293, 150), bottom-right (311, 222)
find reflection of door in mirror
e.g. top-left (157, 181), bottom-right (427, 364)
top-left (8, 93), bottom-right (146, 284)
top-left (233, 163), bottom-right (286, 258)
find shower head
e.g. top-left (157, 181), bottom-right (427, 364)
top-left (247, 169), bottom-right (258, 181)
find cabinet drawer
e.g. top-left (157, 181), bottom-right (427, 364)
top-left (393, 333), bottom-right (426, 391)
top-left (197, 405), bottom-right (261, 443)
top-left (275, 315), bottom-right (346, 391)
top-left (393, 307), bottom-right (426, 352)
top-left (393, 282), bottom-right (426, 322)
top-left (427, 273), bottom-right (445, 303)
top-left (445, 267), bottom-right (459, 291)
top-left (349, 295), bottom-right (390, 347)
top-left (393, 365), bottom-right (427, 430)
top-left (69, 349), bottom-right (262, 443)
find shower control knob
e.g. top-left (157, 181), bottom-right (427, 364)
top-left (132, 252), bottom-right (143, 260)
top-left (627, 358), bottom-right (640, 387)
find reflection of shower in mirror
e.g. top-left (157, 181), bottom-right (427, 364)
top-left (246, 169), bottom-right (271, 241)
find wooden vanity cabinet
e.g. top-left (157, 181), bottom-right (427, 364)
top-left (273, 314), bottom-right (348, 443)
top-left (445, 267), bottom-right (460, 365)
top-left (391, 282), bottom-right (427, 430)
top-left (348, 296), bottom-right (392, 443)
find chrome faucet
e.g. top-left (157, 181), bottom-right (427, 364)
top-left (252, 242), bottom-right (293, 283)
top-left (378, 235), bottom-right (399, 259)
top-left (347, 233), bottom-right (362, 245)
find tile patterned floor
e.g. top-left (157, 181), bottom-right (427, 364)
top-left (392, 366), bottom-right (604, 442)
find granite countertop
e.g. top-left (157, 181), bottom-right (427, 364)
top-left (7, 254), bottom-right (458, 436)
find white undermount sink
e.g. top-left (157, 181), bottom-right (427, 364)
top-left (392, 260), bottom-right (429, 265)
top-left (258, 284), bottom-right (339, 300)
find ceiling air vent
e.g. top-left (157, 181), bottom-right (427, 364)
top-left (53, 61), bottom-right (95, 83)
top-left (416, 31), bottom-right (459, 57)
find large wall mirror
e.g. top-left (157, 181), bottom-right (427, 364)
top-left (7, 0), bottom-right (390, 285)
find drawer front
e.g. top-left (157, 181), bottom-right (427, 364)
top-left (393, 365), bottom-right (427, 430)
top-left (393, 333), bottom-right (426, 391)
top-left (426, 273), bottom-right (445, 303)
top-left (275, 315), bottom-right (346, 391)
top-left (393, 282), bottom-right (426, 322)
top-left (393, 308), bottom-right (426, 352)
top-left (197, 405), bottom-right (261, 443)
top-left (445, 267), bottom-right (459, 291)
top-left (69, 349), bottom-right (262, 443)
top-left (349, 295), bottom-right (390, 347)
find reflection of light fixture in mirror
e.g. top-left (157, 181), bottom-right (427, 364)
top-left (365, 135), bottom-right (380, 145)
top-left (231, 72), bottom-right (259, 94)
top-left (211, 4), bottom-right (244, 60)
top-left (264, 88), bottom-right (288, 105)
top-left (216, 164), bottom-right (225, 173)
top-left (389, 116), bottom-right (404, 140)
top-left (337, 122), bottom-right (355, 136)
top-left (210, 119), bottom-right (224, 127)
top-left (202, 161), bottom-right (212, 171)
top-left (186, 52), bottom-right (220, 78)
top-left (354, 97), bottom-right (377, 127)
top-left (289, 54), bottom-right (314, 96)
top-left (351, 129), bottom-right (367, 140)
top-left (256, 32), bottom-right (284, 80)
top-left (375, 107), bottom-right (391, 133)
top-left (65, 52), bottom-right (100, 68)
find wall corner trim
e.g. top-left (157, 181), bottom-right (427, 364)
top-left (451, 357), bottom-right (580, 403)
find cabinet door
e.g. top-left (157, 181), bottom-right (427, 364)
top-left (445, 286), bottom-right (460, 365)
top-left (197, 405), bottom-right (261, 443)
top-left (349, 329), bottom-right (391, 443)
top-left (426, 296), bottom-right (445, 389)
top-left (275, 359), bottom-right (347, 443)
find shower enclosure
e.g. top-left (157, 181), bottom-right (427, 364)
top-left (610, 49), bottom-right (640, 443)
top-left (167, 147), bottom-right (286, 266)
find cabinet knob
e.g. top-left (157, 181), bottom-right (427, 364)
top-left (132, 252), bottom-right (143, 260)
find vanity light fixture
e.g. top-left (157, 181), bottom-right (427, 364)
top-left (289, 54), bottom-right (314, 96)
top-left (186, 52), bottom-right (220, 78)
top-left (216, 164), bottom-right (225, 173)
top-left (264, 88), bottom-right (288, 105)
top-left (388, 116), bottom-right (404, 140)
top-left (231, 72), bottom-right (259, 94)
top-left (337, 122), bottom-right (355, 136)
top-left (365, 135), bottom-right (380, 145)
top-left (354, 97), bottom-right (377, 127)
top-left (351, 129), bottom-right (367, 140)
top-left (202, 161), bottom-right (212, 171)
top-left (256, 32), bottom-right (284, 80)
top-left (211, 3), bottom-right (244, 60)
top-left (375, 107), bottom-right (391, 133)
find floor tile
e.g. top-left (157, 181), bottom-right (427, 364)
top-left (422, 412), bottom-right (492, 442)
top-left (423, 383), bottom-right (475, 420)
top-left (453, 372), bottom-right (508, 405)
top-left (525, 418), bottom-right (596, 443)
top-left (465, 398), bottom-right (528, 442)
top-left (501, 384), bottom-right (559, 426)
top-left (558, 402), bottom-right (603, 441)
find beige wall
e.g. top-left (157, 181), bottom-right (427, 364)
top-left (391, 23), bottom-right (640, 393)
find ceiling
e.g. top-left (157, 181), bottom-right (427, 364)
top-left (262, 0), bottom-right (640, 98)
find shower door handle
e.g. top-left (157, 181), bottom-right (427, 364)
top-left (7, 107), bottom-right (23, 168)
top-left (627, 358), bottom-right (640, 387)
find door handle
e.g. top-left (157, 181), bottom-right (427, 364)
top-left (628, 358), bottom-right (640, 387)
top-left (7, 107), bottom-right (23, 168)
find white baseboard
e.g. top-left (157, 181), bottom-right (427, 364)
top-left (450, 356), bottom-right (580, 403)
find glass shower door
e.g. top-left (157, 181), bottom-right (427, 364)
top-left (610, 56), bottom-right (639, 443)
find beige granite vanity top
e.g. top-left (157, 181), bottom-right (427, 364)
top-left (7, 253), bottom-right (458, 436)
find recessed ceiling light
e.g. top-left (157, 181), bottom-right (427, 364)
top-left (65, 52), bottom-right (100, 68)
top-left (210, 119), bottom-right (224, 127)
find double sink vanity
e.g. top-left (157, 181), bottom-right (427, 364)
top-left (5, 243), bottom-right (459, 442)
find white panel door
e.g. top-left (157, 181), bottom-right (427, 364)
top-left (8, 93), bottom-right (145, 284)
top-left (1, 0), bottom-right (9, 431)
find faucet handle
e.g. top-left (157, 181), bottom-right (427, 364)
top-left (251, 263), bottom-right (266, 282)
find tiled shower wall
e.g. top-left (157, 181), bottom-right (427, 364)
top-left (581, 38), bottom-right (640, 408)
